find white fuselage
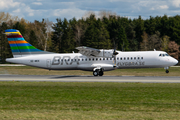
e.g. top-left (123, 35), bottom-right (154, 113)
top-left (6, 51), bottom-right (178, 71)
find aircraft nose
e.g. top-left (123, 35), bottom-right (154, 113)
top-left (172, 58), bottom-right (178, 65)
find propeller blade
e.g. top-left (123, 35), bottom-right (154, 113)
top-left (113, 39), bottom-right (117, 67)
top-left (113, 39), bottom-right (118, 55)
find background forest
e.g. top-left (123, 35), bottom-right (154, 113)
top-left (0, 12), bottom-right (179, 63)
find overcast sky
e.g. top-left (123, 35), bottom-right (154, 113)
top-left (1, 0), bottom-right (180, 22)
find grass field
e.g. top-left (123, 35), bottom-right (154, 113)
top-left (0, 66), bottom-right (180, 119)
top-left (0, 82), bottom-right (180, 120)
top-left (0, 66), bottom-right (180, 76)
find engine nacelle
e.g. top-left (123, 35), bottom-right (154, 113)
top-left (93, 49), bottom-right (114, 58)
top-left (76, 46), bottom-right (118, 58)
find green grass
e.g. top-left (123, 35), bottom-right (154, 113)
top-left (0, 82), bottom-right (180, 119)
top-left (0, 66), bottom-right (180, 76)
top-left (1, 66), bottom-right (180, 119)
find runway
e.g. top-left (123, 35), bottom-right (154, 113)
top-left (0, 75), bottom-right (180, 83)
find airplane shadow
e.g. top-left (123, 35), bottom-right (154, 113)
top-left (49, 75), bottom-right (95, 79)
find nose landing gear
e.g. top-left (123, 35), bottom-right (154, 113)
top-left (165, 69), bottom-right (169, 73)
top-left (164, 67), bottom-right (169, 74)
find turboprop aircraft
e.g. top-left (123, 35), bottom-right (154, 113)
top-left (5, 29), bottom-right (178, 76)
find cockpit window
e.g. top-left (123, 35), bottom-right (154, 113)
top-left (159, 53), bottom-right (170, 57)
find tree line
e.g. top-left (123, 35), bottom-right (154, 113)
top-left (0, 12), bottom-right (180, 63)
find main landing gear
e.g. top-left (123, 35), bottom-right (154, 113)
top-left (93, 68), bottom-right (104, 76)
top-left (164, 67), bottom-right (169, 74)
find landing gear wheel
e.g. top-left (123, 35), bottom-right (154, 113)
top-left (99, 71), bottom-right (104, 76)
top-left (93, 71), bottom-right (98, 76)
top-left (166, 70), bottom-right (169, 73)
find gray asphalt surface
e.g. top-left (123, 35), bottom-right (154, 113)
top-left (0, 74), bottom-right (180, 83)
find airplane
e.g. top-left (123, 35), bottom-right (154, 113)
top-left (5, 29), bottom-right (178, 76)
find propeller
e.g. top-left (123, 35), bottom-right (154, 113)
top-left (113, 40), bottom-right (118, 67)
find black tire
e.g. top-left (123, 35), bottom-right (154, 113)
top-left (99, 71), bottom-right (104, 76)
top-left (93, 71), bottom-right (98, 76)
top-left (166, 70), bottom-right (169, 73)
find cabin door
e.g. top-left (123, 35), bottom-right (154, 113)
top-left (46, 59), bottom-right (51, 69)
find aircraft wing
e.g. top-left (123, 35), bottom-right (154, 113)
top-left (76, 46), bottom-right (100, 57)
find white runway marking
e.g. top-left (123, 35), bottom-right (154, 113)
top-left (0, 75), bottom-right (180, 83)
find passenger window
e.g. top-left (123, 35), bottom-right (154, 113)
top-left (138, 57), bottom-right (140, 59)
top-left (120, 58), bottom-right (122, 60)
top-left (134, 57), bottom-right (136, 60)
top-left (96, 58), bottom-right (98, 61)
top-left (82, 59), bottom-right (84, 61)
top-left (124, 57), bottom-right (126, 60)
top-left (127, 57), bottom-right (129, 60)
top-left (103, 58), bottom-right (105, 60)
top-left (110, 58), bottom-right (112, 60)
top-left (89, 58), bottom-right (91, 61)
top-left (85, 59), bottom-right (87, 61)
top-left (92, 58), bottom-right (94, 61)
top-left (131, 57), bottom-right (133, 60)
top-left (100, 58), bottom-right (101, 61)
top-left (159, 54), bottom-right (162, 57)
top-left (78, 59), bottom-right (80, 61)
top-left (141, 57), bottom-right (143, 59)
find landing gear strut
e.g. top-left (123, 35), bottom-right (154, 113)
top-left (93, 68), bottom-right (104, 76)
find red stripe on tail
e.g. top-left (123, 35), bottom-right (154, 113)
top-left (7, 35), bottom-right (23, 38)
